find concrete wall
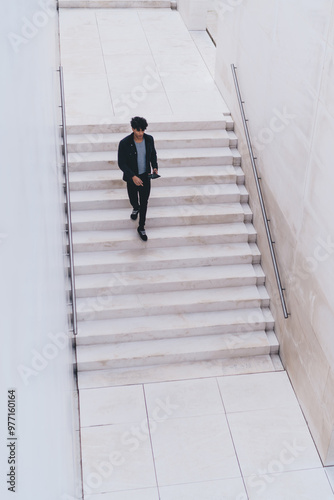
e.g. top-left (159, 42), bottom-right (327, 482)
top-left (0, 1), bottom-right (80, 498)
top-left (215, 0), bottom-right (334, 465)
top-left (178, 0), bottom-right (209, 30)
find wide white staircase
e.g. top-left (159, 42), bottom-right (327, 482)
top-left (67, 117), bottom-right (278, 376)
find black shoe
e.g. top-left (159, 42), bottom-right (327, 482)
top-left (137, 227), bottom-right (148, 241)
top-left (131, 208), bottom-right (139, 220)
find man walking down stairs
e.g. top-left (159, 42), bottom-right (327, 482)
top-left (118, 116), bottom-right (159, 242)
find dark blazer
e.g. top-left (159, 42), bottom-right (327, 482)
top-left (118, 133), bottom-right (158, 183)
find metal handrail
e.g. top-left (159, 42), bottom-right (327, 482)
top-left (59, 65), bottom-right (78, 334)
top-left (231, 64), bottom-right (289, 319)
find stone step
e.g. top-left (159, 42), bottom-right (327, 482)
top-left (73, 242), bottom-right (261, 275)
top-left (69, 165), bottom-right (244, 190)
top-left (60, 0), bottom-right (172, 8)
top-left (69, 183), bottom-right (248, 210)
top-left (76, 285), bottom-right (270, 321)
top-left (77, 354), bottom-right (284, 389)
top-left (66, 117), bottom-right (233, 135)
top-left (72, 222), bottom-right (257, 252)
top-left (75, 263), bottom-right (266, 298)
top-left (76, 306), bottom-right (274, 344)
top-left (66, 129), bottom-right (238, 153)
top-left (68, 146), bottom-right (241, 171)
top-left (71, 203), bottom-right (252, 231)
top-left (76, 329), bottom-right (278, 370)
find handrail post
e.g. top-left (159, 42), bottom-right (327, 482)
top-left (59, 65), bottom-right (78, 334)
top-left (231, 64), bottom-right (289, 319)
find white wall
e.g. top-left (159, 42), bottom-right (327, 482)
top-left (215, 0), bottom-right (334, 464)
top-left (178, 0), bottom-right (209, 30)
top-left (0, 2), bottom-right (80, 498)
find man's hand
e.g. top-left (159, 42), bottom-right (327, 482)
top-left (153, 168), bottom-right (158, 174)
top-left (132, 176), bottom-right (143, 186)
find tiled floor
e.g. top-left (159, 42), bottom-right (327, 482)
top-left (81, 371), bottom-right (334, 499)
top-left (59, 7), bottom-right (229, 125)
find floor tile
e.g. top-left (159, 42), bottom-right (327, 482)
top-left (95, 8), bottom-right (139, 25)
top-left (228, 407), bottom-right (322, 478)
top-left (103, 54), bottom-right (159, 79)
top-left (112, 92), bottom-right (172, 120)
top-left (144, 378), bottom-right (225, 420)
top-left (155, 54), bottom-right (209, 74)
top-left (59, 9), bottom-right (97, 38)
top-left (61, 51), bottom-right (106, 75)
top-left (217, 371), bottom-right (301, 413)
top-left (326, 466), bottom-right (334, 491)
top-left (149, 37), bottom-right (195, 54)
top-left (100, 35), bottom-right (152, 56)
top-left (154, 50), bottom-right (205, 66)
top-left (79, 385), bottom-right (147, 427)
top-left (159, 478), bottom-right (247, 500)
top-left (64, 75), bottom-right (114, 123)
top-left (85, 487), bottom-right (159, 500)
top-left (167, 89), bottom-right (229, 116)
top-left (60, 36), bottom-right (102, 55)
top-left (108, 74), bottom-right (164, 94)
top-left (191, 31), bottom-right (216, 76)
top-left (81, 423), bottom-right (156, 494)
top-left (246, 468), bottom-right (334, 500)
top-left (149, 413), bottom-right (240, 486)
top-left (160, 70), bottom-right (218, 92)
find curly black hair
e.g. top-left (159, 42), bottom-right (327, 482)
top-left (131, 116), bottom-right (148, 131)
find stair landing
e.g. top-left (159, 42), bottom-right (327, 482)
top-left (59, 7), bottom-right (229, 126)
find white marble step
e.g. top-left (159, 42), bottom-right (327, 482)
top-left (77, 354), bottom-right (283, 388)
top-left (71, 203), bottom-right (252, 231)
top-left (76, 330), bottom-right (277, 370)
top-left (76, 285), bottom-right (270, 321)
top-left (70, 183), bottom-right (248, 210)
top-left (75, 263), bottom-right (265, 298)
top-left (69, 165), bottom-right (243, 190)
top-left (60, 0), bottom-right (172, 8)
top-left (74, 242), bottom-right (261, 274)
top-left (76, 306), bottom-right (274, 344)
top-left (68, 147), bottom-right (241, 171)
top-left (66, 117), bottom-right (232, 135)
top-left (67, 130), bottom-right (238, 153)
top-left (72, 222), bottom-right (257, 252)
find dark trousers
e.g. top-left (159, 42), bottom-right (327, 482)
top-left (126, 173), bottom-right (151, 229)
